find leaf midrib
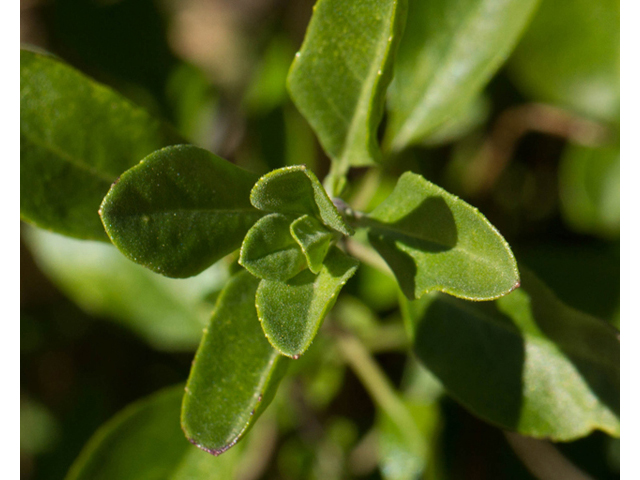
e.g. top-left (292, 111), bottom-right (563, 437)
top-left (22, 130), bottom-right (116, 183)
top-left (367, 219), bottom-right (508, 277)
top-left (338, 0), bottom-right (401, 165)
top-left (105, 207), bottom-right (262, 218)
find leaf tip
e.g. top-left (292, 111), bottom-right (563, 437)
top-left (186, 436), bottom-right (234, 457)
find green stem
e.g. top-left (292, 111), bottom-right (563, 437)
top-left (345, 238), bottom-right (393, 275)
top-left (325, 155), bottom-right (359, 198)
top-left (335, 333), bottom-right (426, 452)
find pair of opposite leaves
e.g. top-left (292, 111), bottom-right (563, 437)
top-left (100, 149), bottom-right (360, 359)
top-left (238, 165), bottom-right (359, 359)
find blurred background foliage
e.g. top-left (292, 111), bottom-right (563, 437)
top-left (21, 0), bottom-right (619, 478)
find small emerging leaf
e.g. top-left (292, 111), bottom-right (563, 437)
top-left (239, 213), bottom-right (307, 281)
top-left (20, 48), bottom-right (183, 241)
top-left (290, 214), bottom-right (334, 274)
top-left (256, 247), bottom-right (359, 358)
top-left (364, 172), bottom-right (519, 300)
top-left (288, 0), bottom-right (407, 169)
top-left (385, 0), bottom-right (540, 151)
top-left (250, 165), bottom-right (353, 235)
top-left (182, 271), bottom-right (288, 455)
top-left (406, 269), bottom-right (619, 441)
top-left (100, 145), bottom-right (263, 278)
top-left (66, 386), bottom-right (241, 480)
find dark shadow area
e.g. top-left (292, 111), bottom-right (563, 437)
top-left (51, 0), bottom-right (177, 115)
top-left (368, 231), bottom-right (417, 299)
top-left (366, 196), bottom-right (457, 299)
top-left (413, 295), bottom-right (525, 431)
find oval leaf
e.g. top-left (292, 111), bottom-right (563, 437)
top-left (364, 172), bottom-right (519, 300)
top-left (20, 48), bottom-right (183, 241)
top-left (66, 386), bottom-right (242, 480)
top-left (100, 145), bottom-right (263, 278)
top-left (250, 165), bottom-right (353, 235)
top-left (256, 247), bottom-right (359, 358)
top-left (239, 213), bottom-right (307, 281)
top-left (182, 271), bottom-right (289, 455)
top-left (406, 269), bottom-right (620, 441)
top-left (287, 0), bottom-right (407, 169)
top-left (290, 214), bottom-right (334, 274)
top-left (385, 0), bottom-right (540, 151)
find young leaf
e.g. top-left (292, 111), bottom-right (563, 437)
top-left (250, 165), bottom-right (354, 235)
top-left (100, 145), bottom-right (263, 278)
top-left (385, 0), bottom-right (540, 151)
top-left (239, 213), bottom-right (307, 281)
top-left (406, 269), bottom-right (620, 441)
top-left (20, 48), bottom-right (182, 241)
top-left (508, 0), bottom-right (619, 122)
top-left (182, 271), bottom-right (289, 455)
top-left (256, 247), bottom-right (359, 358)
top-left (290, 214), bottom-right (334, 274)
top-left (287, 0), bottom-right (407, 172)
top-left (66, 386), bottom-right (242, 480)
top-left (362, 172), bottom-right (519, 300)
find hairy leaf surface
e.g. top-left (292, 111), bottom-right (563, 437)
top-left (251, 166), bottom-right (353, 235)
top-left (406, 269), bottom-right (620, 440)
top-left (182, 271), bottom-right (288, 455)
top-left (364, 172), bottom-right (519, 300)
top-left (239, 213), bottom-right (307, 281)
top-left (288, 0), bottom-right (407, 170)
top-left (256, 247), bottom-right (359, 358)
top-left (290, 214), bottom-right (334, 274)
top-left (100, 145), bottom-right (262, 278)
top-left (20, 48), bottom-right (182, 240)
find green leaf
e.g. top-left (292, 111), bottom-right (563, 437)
top-left (66, 386), bottom-right (242, 480)
top-left (406, 269), bottom-right (620, 441)
top-left (362, 172), bottom-right (519, 300)
top-left (418, 94), bottom-right (491, 147)
top-left (250, 165), bottom-right (353, 236)
top-left (559, 143), bottom-right (620, 239)
top-left (182, 271), bottom-right (289, 455)
top-left (290, 214), bottom-right (334, 274)
top-left (385, 0), bottom-right (540, 151)
top-left (20, 48), bottom-right (182, 241)
top-left (100, 145), bottom-right (263, 278)
top-left (256, 247), bottom-right (359, 358)
top-left (287, 0), bottom-right (407, 173)
top-left (377, 362), bottom-right (443, 480)
top-left (23, 226), bottom-right (227, 351)
top-left (239, 213), bottom-right (307, 281)
top-left (508, 0), bottom-right (619, 122)
top-left (378, 401), bottom-right (440, 480)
